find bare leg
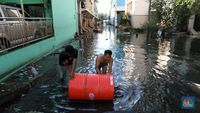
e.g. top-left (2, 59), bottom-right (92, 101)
top-left (59, 66), bottom-right (67, 82)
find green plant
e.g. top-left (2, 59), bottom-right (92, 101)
top-left (120, 12), bottom-right (131, 26)
top-left (141, 17), bottom-right (157, 32)
top-left (172, 0), bottom-right (195, 31)
top-left (98, 13), bottom-right (108, 20)
top-left (151, 0), bottom-right (200, 32)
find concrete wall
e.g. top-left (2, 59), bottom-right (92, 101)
top-left (131, 15), bottom-right (148, 28)
top-left (125, 0), bottom-right (149, 28)
top-left (133, 0), bottom-right (149, 28)
top-left (134, 0), bottom-right (149, 15)
top-left (0, 0), bottom-right (77, 77)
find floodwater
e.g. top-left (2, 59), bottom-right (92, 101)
top-left (1, 26), bottom-right (200, 113)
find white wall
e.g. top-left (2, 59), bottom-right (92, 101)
top-left (110, 7), bottom-right (116, 25)
top-left (134, 0), bottom-right (149, 15)
top-left (126, 0), bottom-right (149, 28)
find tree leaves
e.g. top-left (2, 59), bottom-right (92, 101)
top-left (151, 0), bottom-right (200, 31)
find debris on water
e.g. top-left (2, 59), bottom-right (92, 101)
top-left (43, 91), bottom-right (49, 94)
top-left (55, 104), bottom-right (76, 111)
top-left (31, 66), bottom-right (38, 76)
top-left (26, 111), bottom-right (43, 113)
top-left (14, 107), bottom-right (21, 112)
top-left (79, 108), bottom-right (97, 112)
top-left (19, 73), bottom-right (24, 76)
top-left (167, 88), bottom-right (170, 94)
top-left (40, 85), bottom-right (49, 88)
top-left (0, 82), bottom-right (5, 85)
top-left (23, 71), bottom-right (28, 74)
top-left (79, 48), bottom-right (84, 51)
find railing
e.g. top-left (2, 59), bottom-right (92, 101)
top-left (0, 17), bottom-right (54, 53)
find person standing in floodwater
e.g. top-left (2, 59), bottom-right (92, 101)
top-left (95, 50), bottom-right (113, 74)
top-left (59, 45), bottom-right (78, 82)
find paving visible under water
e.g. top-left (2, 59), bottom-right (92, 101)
top-left (1, 26), bottom-right (200, 113)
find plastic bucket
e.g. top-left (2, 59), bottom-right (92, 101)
top-left (68, 73), bottom-right (114, 100)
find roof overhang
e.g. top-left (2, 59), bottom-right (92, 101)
top-left (82, 9), bottom-right (98, 19)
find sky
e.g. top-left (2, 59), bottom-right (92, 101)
top-left (97, 0), bottom-right (111, 14)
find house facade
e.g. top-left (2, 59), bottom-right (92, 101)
top-left (125, 0), bottom-right (149, 28)
top-left (110, 0), bottom-right (125, 27)
top-left (0, 0), bottom-right (78, 80)
top-left (77, 0), bottom-right (98, 34)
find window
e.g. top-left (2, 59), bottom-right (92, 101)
top-left (2, 8), bottom-right (20, 21)
top-left (25, 5), bottom-right (44, 17)
top-left (0, 1), bottom-right (54, 53)
top-left (3, 8), bottom-right (19, 17)
top-left (81, 2), bottom-right (85, 8)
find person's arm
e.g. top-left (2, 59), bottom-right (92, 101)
top-left (70, 58), bottom-right (77, 78)
top-left (95, 57), bottom-right (101, 74)
top-left (62, 61), bottom-right (71, 72)
top-left (108, 58), bottom-right (113, 74)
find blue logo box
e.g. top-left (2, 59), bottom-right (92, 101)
top-left (181, 96), bottom-right (195, 109)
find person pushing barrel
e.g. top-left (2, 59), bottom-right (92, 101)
top-left (95, 50), bottom-right (113, 74)
top-left (59, 45), bottom-right (78, 82)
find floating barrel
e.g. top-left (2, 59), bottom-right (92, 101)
top-left (68, 73), bottom-right (114, 100)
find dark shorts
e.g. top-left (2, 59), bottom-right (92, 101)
top-left (98, 63), bottom-right (108, 70)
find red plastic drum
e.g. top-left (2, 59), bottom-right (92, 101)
top-left (68, 73), bottom-right (114, 100)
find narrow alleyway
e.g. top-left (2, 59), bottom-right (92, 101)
top-left (1, 26), bottom-right (200, 113)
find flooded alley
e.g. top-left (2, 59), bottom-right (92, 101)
top-left (0, 26), bottom-right (200, 113)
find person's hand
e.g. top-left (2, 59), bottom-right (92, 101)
top-left (70, 75), bottom-right (75, 79)
top-left (97, 71), bottom-right (101, 74)
top-left (70, 71), bottom-right (75, 79)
